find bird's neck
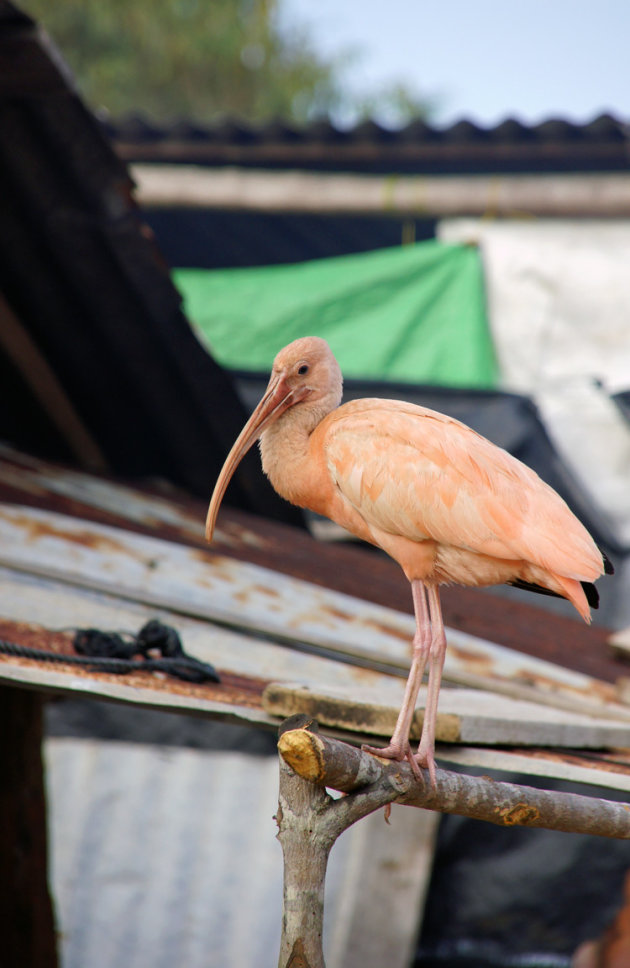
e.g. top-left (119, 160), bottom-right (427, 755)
top-left (259, 400), bottom-right (334, 509)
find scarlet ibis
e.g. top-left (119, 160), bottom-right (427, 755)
top-left (206, 337), bottom-right (611, 783)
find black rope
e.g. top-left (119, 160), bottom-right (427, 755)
top-left (0, 620), bottom-right (220, 684)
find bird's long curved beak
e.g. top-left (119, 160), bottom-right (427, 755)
top-left (205, 372), bottom-right (301, 542)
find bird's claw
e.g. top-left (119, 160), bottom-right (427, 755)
top-left (362, 737), bottom-right (439, 789)
top-left (362, 741), bottom-right (425, 782)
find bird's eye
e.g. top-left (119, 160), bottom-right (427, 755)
top-left (297, 363), bottom-right (309, 375)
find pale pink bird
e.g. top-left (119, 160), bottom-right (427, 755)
top-left (206, 337), bottom-right (612, 783)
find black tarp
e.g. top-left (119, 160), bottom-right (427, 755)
top-left (0, 1), bottom-right (299, 525)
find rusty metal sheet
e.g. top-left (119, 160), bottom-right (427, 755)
top-left (0, 501), bottom-right (626, 724)
top-left (0, 444), bottom-right (209, 543)
top-left (440, 746), bottom-right (630, 794)
top-left (3, 569), bottom-right (630, 782)
top-left (0, 501), bottom-right (418, 665)
top-left (0, 569), bottom-right (403, 725)
top-left (4, 569), bottom-right (630, 759)
top-left (0, 445), bottom-right (273, 557)
top-left (0, 444), bottom-right (619, 693)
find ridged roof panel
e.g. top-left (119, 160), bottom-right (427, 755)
top-left (106, 112), bottom-right (630, 174)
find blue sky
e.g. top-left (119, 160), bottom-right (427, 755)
top-left (280, 0), bottom-right (629, 127)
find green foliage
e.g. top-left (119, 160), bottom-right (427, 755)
top-left (23, 0), bottom-right (430, 125)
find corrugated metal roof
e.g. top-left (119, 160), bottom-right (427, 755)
top-left (107, 112), bottom-right (630, 175)
top-left (0, 444), bottom-right (626, 968)
top-left (0, 442), bottom-right (619, 683)
top-left (0, 442), bottom-right (626, 766)
top-left (46, 739), bottom-right (285, 968)
top-left (46, 738), bottom-right (439, 968)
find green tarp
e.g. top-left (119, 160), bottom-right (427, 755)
top-left (174, 239), bottom-right (497, 388)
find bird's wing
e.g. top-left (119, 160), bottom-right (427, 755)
top-left (322, 399), bottom-right (602, 581)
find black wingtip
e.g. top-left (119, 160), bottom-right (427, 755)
top-left (509, 577), bottom-right (602, 610)
top-left (601, 549), bottom-right (615, 575)
top-left (508, 579), bottom-right (562, 600)
top-left (581, 581), bottom-right (600, 609)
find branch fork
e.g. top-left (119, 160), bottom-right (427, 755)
top-left (275, 717), bottom-right (630, 968)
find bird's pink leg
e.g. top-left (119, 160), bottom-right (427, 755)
top-left (362, 580), bottom-right (432, 780)
top-left (413, 585), bottom-right (447, 786)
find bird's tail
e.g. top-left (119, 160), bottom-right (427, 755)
top-left (553, 574), bottom-right (592, 623)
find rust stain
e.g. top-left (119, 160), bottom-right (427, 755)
top-left (321, 605), bottom-right (353, 622)
top-left (5, 513), bottom-right (127, 554)
top-left (0, 618), bottom-right (75, 655)
top-left (446, 642), bottom-right (495, 674)
top-left (190, 547), bottom-right (217, 565)
top-left (0, 617), bottom-right (271, 709)
top-left (0, 486), bottom-right (206, 550)
top-left (0, 450), bottom-right (212, 542)
top-left (212, 520), bottom-right (269, 550)
top-left (287, 609), bottom-right (335, 631)
top-left (192, 554), bottom-right (243, 582)
top-left (508, 747), bottom-right (630, 777)
top-left (251, 583), bottom-right (281, 599)
top-left (0, 650), bottom-right (270, 709)
top-left (292, 602), bottom-right (409, 634)
top-left (346, 663), bottom-right (396, 683)
top-left (362, 619), bottom-right (411, 644)
top-left (513, 667), bottom-right (618, 703)
top-left (228, 583), bottom-right (283, 603)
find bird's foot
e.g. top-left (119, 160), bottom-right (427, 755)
top-left (362, 741), bottom-right (425, 782)
top-left (413, 745), bottom-right (438, 787)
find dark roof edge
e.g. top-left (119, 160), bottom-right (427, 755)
top-left (105, 112), bottom-right (630, 175)
top-left (105, 111), bottom-right (630, 148)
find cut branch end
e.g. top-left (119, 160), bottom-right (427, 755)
top-left (278, 727), bottom-right (326, 783)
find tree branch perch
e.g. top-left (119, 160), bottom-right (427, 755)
top-left (275, 718), bottom-right (630, 968)
top-left (278, 724), bottom-right (630, 839)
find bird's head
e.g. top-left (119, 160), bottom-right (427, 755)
top-left (269, 336), bottom-right (343, 414)
top-left (205, 337), bottom-right (342, 541)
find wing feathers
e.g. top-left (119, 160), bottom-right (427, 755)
top-left (323, 399), bottom-right (603, 583)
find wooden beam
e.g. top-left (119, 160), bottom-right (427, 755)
top-left (263, 681), bottom-right (630, 750)
top-left (131, 164), bottom-right (630, 217)
top-left (0, 686), bottom-right (58, 966)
